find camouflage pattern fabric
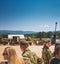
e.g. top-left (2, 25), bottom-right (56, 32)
top-left (22, 49), bottom-right (43, 64)
top-left (42, 46), bottom-right (52, 64)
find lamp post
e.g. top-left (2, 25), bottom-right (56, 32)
top-left (55, 22), bottom-right (57, 43)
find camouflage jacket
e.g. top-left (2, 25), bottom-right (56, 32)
top-left (22, 49), bottom-right (42, 64)
top-left (42, 46), bottom-right (52, 64)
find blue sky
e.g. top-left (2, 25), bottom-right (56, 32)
top-left (0, 0), bottom-right (60, 32)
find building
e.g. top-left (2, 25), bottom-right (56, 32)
top-left (8, 34), bottom-right (25, 42)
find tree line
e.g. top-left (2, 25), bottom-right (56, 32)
top-left (25, 31), bottom-right (60, 38)
top-left (0, 31), bottom-right (60, 38)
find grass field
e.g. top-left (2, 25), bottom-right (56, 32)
top-left (0, 45), bottom-right (55, 62)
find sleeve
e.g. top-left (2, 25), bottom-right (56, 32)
top-left (47, 49), bottom-right (52, 60)
top-left (42, 49), bottom-right (47, 60)
top-left (23, 57), bottom-right (31, 64)
top-left (22, 52), bottom-right (31, 64)
top-left (42, 49), bottom-right (52, 64)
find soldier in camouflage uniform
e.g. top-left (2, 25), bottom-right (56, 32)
top-left (53, 39), bottom-right (60, 57)
top-left (20, 40), bottom-right (43, 64)
top-left (42, 39), bottom-right (52, 64)
top-left (50, 46), bottom-right (60, 64)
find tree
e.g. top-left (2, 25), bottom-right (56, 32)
top-left (0, 34), bottom-right (8, 38)
top-left (47, 32), bottom-right (53, 38)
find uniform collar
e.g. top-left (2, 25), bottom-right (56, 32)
top-left (43, 45), bottom-right (49, 49)
top-left (22, 48), bottom-right (30, 55)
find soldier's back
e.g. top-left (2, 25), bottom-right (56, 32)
top-left (22, 49), bottom-right (42, 64)
top-left (42, 46), bottom-right (52, 64)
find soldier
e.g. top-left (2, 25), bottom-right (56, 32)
top-left (20, 40), bottom-right (43, 64)
top-left (42, 39), bottom-right (52, 64)
top-left (53, 39), bottom-right (60, 57)
top-left (50, 46), bottom-right (60, 64)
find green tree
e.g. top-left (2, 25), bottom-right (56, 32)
top-left (0, 34), bottom-right (8, 38)
top-left (47, 32), bottom-right (53, 38)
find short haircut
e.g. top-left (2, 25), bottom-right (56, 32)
top-left (20, 42), bottom-right (28, 46)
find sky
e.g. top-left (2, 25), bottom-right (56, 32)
top-left (0, 0), bottom-right (60, 32)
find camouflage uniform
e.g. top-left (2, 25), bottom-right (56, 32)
top-left (22, 49), bottom-right (43, 64)
top-left (42, 46), bottom-right (52, 64)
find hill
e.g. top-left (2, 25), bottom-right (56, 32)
top-left (0, 30), bottom-right (36, 34)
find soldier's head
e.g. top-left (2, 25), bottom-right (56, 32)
top-left (44, 39), bottom-right (51, 47)
top-left (20, 40), bottom-right (29, 52)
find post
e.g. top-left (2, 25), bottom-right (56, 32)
top-left (55, 22), bottom-right (57, 43)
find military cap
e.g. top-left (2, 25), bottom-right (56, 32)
top-left (45, 39), bottom-right (51, 43)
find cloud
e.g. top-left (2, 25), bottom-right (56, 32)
top-left (39, 24), bottom-right (50, 28)
top-left (44, 24), bottom-right (49, 28)
top-left (38, 24), bottom-right (55, 32)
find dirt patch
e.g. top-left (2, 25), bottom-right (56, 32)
top-left (0, 45), bottom-right (55, 62)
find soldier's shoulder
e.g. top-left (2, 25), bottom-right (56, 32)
top-left (42, 48), bottom-right (51, 55)
top-left (42, 48), bottom-right (47, 52)
top-left (22, 49), bottom-right (32, 56)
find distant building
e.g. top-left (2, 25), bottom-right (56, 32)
top-left (8, 34), bottom-right (25, 42)
top-left (8, 34), bottom-right (25, 39)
